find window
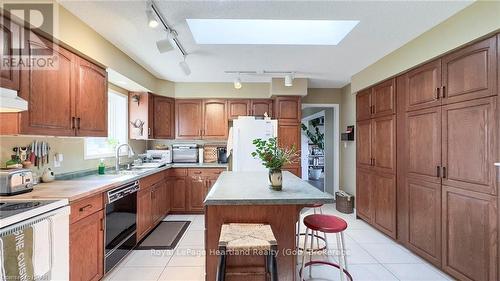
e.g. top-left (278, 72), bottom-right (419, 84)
top-left (84, 91), bottom-right (128, 159)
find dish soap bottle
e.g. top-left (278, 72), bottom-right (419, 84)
top-left (98, 159), bottom-right (106, 175)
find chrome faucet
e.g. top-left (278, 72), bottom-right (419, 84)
top-left (115, 143), bottom-right (135, 172)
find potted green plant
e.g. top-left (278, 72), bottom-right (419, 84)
top-left (251, 137), bottom-right (298, 190)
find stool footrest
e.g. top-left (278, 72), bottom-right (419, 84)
top-left (299, 260), bottom-right (353, 281)
top-left (296, 233), bottom-right (327, 252)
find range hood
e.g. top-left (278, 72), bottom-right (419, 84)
top-left (0, 87), bottom-right (28, 112)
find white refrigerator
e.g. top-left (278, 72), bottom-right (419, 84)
top-left (231, 117), bottom-right (278, 171)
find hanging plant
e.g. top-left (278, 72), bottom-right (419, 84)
top-left (301, 119), bottom-right (324, 150)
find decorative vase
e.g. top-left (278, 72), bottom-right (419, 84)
top-left (268, 169), bottom-right (283, 190)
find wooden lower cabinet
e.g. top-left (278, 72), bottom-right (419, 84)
top-left (406, 178), bottom-right (442, 266)
top-left (187, 175), bottom-right (206, 212)
top-left (170, 177), bottom-right (187, 212)
top-left (372, 172), bottom-right (397, 238)
top-left (70, 210), bottom-right (104, 281)
top-left (356, 168), bottom-right (373, 221)
top-left (442, 186), bottom-right (497, 281)
top-left (137, 186), bottom-right (153, 241)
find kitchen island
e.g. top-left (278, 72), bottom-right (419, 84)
top-left (204, 171), bottom-right (335, 281)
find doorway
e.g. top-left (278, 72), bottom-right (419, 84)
top-left (301, 104), bottom-right (339, 196)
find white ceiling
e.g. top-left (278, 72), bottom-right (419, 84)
top-left (60, 0), bottom-right (472, 88)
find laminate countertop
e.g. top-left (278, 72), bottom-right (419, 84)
top-left (204, 171), bottom-right (335, 205)
top-left (1, 163), bottom-right (227, 203)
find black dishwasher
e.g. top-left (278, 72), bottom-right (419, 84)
top-left (104, 180), bottom-right (139, 273)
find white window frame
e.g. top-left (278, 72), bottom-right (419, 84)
top-left (84, 90), bottom-right (129, 159)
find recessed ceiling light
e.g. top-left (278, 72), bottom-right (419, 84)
top-left (186, 19), bottom-right (359, 45)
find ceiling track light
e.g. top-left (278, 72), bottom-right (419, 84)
top-left (284, 73), bottom-right (294, 87)
top-left (263, 71), bottom-right (296, 87)
top-left (146, 10), bottom-right (159, 28)
top-left (179, 56), bottom-right (191, 76)
top-left (233, 76), bottom-right (242, 89)
top-left (149, 0), bottom-right (188, 57)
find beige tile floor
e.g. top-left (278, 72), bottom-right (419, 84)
top-left (104, 204), bottom-right (454, 281)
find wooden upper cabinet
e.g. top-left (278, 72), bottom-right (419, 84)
top-left (129, 92), bottom-right (151, 140)
top-left (372, 78), bottom-right (396, 117)
top-left (176, 99), bottom-right (203, 139)
top-left (404, 60), bottom-right (442, 112)
top-left (373, 172), bottom-right (397, 238)
top-left (251, 99), bottom-right (273, 117)
top-left (275, 96), bottom-right (301, 123)
top-left (406, 107), bottom-right (442, 184)
top-left (356, 168), bottom-right (373, 222)
top-left (356, 89), bottom-right (372, 121)
top-left (228, 99), bottom-right (250, 120)
top-left (442, 36), bottom-right (497, 104)
top-left (372, 115), bottom-right (396, 174)
top-left (18, 33), bottom-right (75, 136)
top-left (441, 97), bottom-right (497, 195)
top-left (74, 56), bottom-right (108, 137)
top-left (442, 186), bottom-right (497, 281)
top-left (70, 210), bottom-right (104, 281)
top-left (406, 178), bottom-right (441, 266)
top-left (203, 99), bottom-right (228, 139)
top-left (356, 119), bottom-right (372, 169)
top-left (152, 95), bottom-right (175, 139)
top-left (0, 15), bottom-right (20, 91)
top-left (278, 122), bottom-right (300, 152)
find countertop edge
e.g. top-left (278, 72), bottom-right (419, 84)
top-left (204, 198), bottom-right (335, 206)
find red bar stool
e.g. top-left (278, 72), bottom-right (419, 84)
top-left (299, 214), bottom-right (352, 281)
top-left (296, 204), bottom-right (328, 252)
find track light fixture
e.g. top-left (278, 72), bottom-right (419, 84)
top-left (156, 32), bottom-right (174, 53)
top-left (234, 76), bottom-right (242, 89)
top-left (146, 10), bottom-right (159, 28)
top-left (284, 73), bottom-right (294, 87)
top-left (179, 56), bottom-right (191, 76)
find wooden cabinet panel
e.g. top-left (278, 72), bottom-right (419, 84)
top-left (442, 36), bottom-right (497, 104)
top-left (187, 176), bottom-right (206, 212)
top-left (406, 107), bottom-right (442, 184)
top-left (18, 34), bottom-right (76, 136)
top-left (151, 183), bottom-right (163, 225)
top-left (275, 96), bottom-right (301, 123)
top-left (171, 177), bottom-right (187, 212)
top-left (283, 167), bottom-right (301, 177)
top-left (442, 186), bottom-right (497, 281)
top-left (203, 99), bottom-right (228, 139)
top-left (372, 115), bottom-right (396, 174)
top-left (356, 168), bottom-right (373, 222)
top-left (70, 194), bottom-right (104, 224)
top-left (404, 60), bottom-right (442, 112)
top-left (278, 122), bottom-right (300, 151)
top-left (442, 97), bottom-right (497, 195)
top-left (407, 178), bottom-right (441, 266)
top-left (70, 210), bottom-right (104, 281)
top-left (153, 96), bottom-right (175, 139)
top-left (356, 89), bottom-right (372, 121)
top-left (74, 56), bottom-right (108, 137)
top-left (176, 99), bottom-right (203, 139)
top-left (129, 92), bottom-right (151, 139)
top-left (372, 79), bottom-right (396, 117)
top-left (356, 120), bottom-right (372, 169)
top-left (373, 173), bottom-right (397, 238)
top-left (137, 187), bottom-right (152, 240)
top-left (251, 99), bottom-right (273, 117)
top-left (228, 99), bottom-right (250, 120)
top-left (0, 15), bottom-right (20, 90)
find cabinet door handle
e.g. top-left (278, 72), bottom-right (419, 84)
top-left (100, 218), bottom-right (104, 231)
top-left (72, 117), bottom-right (76, 129)
top-left (442, 167), bottom-right (447, 178)
top-left (148, 127), bottom-right (151, 136)
top-left (79, 204), bottom-right (93, 212)
top-left (436, 87), bottom-right (440, 100)
top-left (77, 117), bottom-right (81, 130)
top-left (436, 166), bottom-right (441, 178)
top-left (442, 86), bottom-right (446, 98)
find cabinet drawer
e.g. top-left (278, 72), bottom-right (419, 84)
top-left (166, 168), bottom-right (187, 177)
top-left (70, 193), bottom-right (104, 224)
top-left (188, 168), bottom-right (225, 179)
top-left (140, 171), bottom-right (164, 189)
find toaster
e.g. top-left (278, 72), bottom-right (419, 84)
top-left (0, 168), bottom-right (34, 196)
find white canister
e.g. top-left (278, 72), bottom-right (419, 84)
top-left (199, 148), bottom-right (204, 164)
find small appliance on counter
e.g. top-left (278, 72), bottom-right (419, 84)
top-left (172, 144), bottom-right (198, 163)
top-left (217, 147), bottom-right (228, 164)
top-left (0, 168), bottom-right (34, 196)
top-left (146, 149), bottom-right (172, 164)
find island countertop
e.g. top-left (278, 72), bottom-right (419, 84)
top-left (204, 171), bottom-right (335, 205)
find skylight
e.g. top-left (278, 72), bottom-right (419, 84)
top-left (186, 19), bottom-right (359, 45)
